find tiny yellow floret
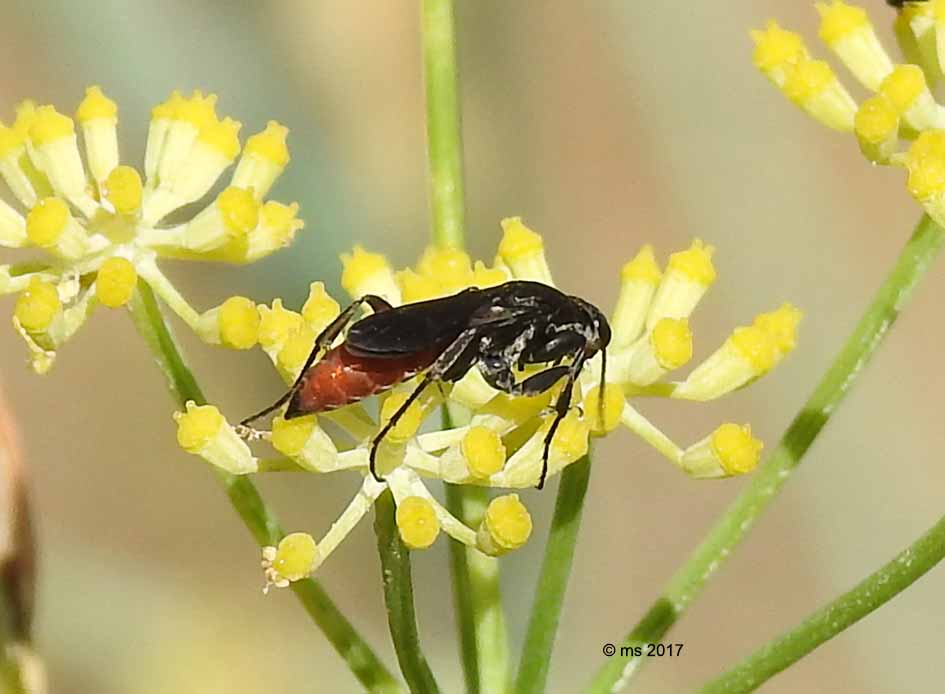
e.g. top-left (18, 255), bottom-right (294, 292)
top-left (461, 426), bottom-right (507, 477)
top-left (273, 533), bottom-right (318, 581)
top-left (28, 105), bottom-right (74, 145)
top-left (547, 410), bottom-right (590, 460)
top-left (816, 1), bottom-right (868, 46)
top-left (104, 166), bottom-right (143, 215)
top-left (277, 325), bottom-right (316, 374)
top-left (906, 130), bottom-right (945, 200)
top-left (498, 217), bottom-right (544, 260)
top-left (199, 115), bottom-right (242, 159)
top-left (417, 246), bottom-right (473, 283)
top-left (302, 282), bottom-right (340, 328)
top-left (582, 383), bottom-right (624, 435)
top-left (751, 21), bottom-right (808, 73)
top-left (396, 496), bottom-right (441, 550)
top-left (174, 91), bottom-right (218, 130)
top-left (398, 268), bottom-right (442, 303)
top-left (880, 65), bottom-right (926, 114)
top-left (855, 96), bottom-right (898, 144)
top-left (730, 326), bottom-right (778, 373)
top-left (753, 303), bottom-right (803, 356)
top-left (341, 246), bottom-right (392, 297)
top-left (245, 120), bottom-right (290, 166)
top-left (711, 423), bottom-right (763, 475)
top-left (75, 85), bottom-right (118, 122)
top-left (175, 402), bottom-right (225, 452)
top-left (26, 197), bottom-right (69, 247)
top-left (621, 244), bottom-right (662, 284)
top-left (667, 239), bottom-right (716, 286)
top-left (95, 257), bottom-right (137, 308)
top-left (14, 278), bottom-right (60, 332)
top-left (471, 260), bottom-right (507, 288)
top-left (217, 187), bottom-right (259, 238)
top-left (380, 392), bottom-right (427, 443)
top-left (258, 299), bottom-right (304, 350)
top-left (260, 201), bottom-right (303, 243)
top-left (784, 59), bottom-right (838, 105)
top-left (218, 296), bottom-right (260, 349)
top-left (271, 415), bottom-right (317, 457)
top-left (651, 318), bottom-right (693, 370)
top-left (482, 494), bottom-right (532, 552)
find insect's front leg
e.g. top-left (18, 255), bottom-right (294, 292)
top-left (536, 355), bottom-right (589, 489)
top-left (239, 294), bottom-right (393, 430)
top-left (368, 327), bottom-right (481, 482)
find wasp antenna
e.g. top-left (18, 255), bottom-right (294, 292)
top-left (598, 347), bottom-right (608, 425)
top-left (239, 390), bottom-right (294, 427)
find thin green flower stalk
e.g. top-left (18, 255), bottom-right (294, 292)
top-left (128, 282), bottom-right (403, 694)
top-left (699, 510), bottom-right (945, 693)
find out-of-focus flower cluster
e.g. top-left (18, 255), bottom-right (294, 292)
top-left (0, 87), bottom-right (301, 372)
top-left (753, 1), bottom-right (945, 228)
top-left (173, 218), bottom-right (801, 590)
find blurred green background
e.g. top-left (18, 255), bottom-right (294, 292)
top-left (1, 1), bottom-right (943, 692)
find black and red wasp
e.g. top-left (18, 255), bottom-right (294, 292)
top-left (241, 280), bottom-right (611, 489)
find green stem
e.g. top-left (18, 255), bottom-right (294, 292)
top-left (515, 455), bottom-right (592, 694)
top-left (128, 281), bottom-right (403, 694)
top-left (374, 491), bottom-right (442, 694)
top-left (423, 0), bottom-right (466, 249)
top-left (699, 512), bottom-right (945, 693)
top-left (586, 214), bottom-right (945, 693)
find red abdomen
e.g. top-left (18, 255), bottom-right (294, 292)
top-left (286, 343), bottom-right (437, 417)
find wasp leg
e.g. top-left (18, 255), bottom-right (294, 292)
top-left (368, 327), bottom-right (481, 482)
top-left (537, 356), bottom-right (589, 489)
top-left (239, 294), bottom-right (393, 429)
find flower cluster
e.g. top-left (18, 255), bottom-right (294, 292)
top-left (173, 218), bottom-right (800, 590)
top-left (753, 1), bottom-right (945, 227)
top-left (0, 87), bottom-right (301, 372)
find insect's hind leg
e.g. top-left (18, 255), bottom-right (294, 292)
top-left (239, 294), bottom-right (393, 429)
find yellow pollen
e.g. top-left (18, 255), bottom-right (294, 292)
top-left (104, 166), bottom-right (143, 215)
top-left (906, 130), bottom-right (945, 201)
top-left (396, 496), bottom-right (441, 550)
top-left (783, 59), bottom-right (836, 104)
top-left (175, 402), bottom-right (225, 452)
top-left (730, 326), bottom-right (778, 373)
top-left (26, 197), bottom-right (70, 247)
top-left (245, 120), bottom-right (290, 166)
top-left (483, 494), bottom-right (532, 552)
top-left (417, 246), bottom-right (473, 281)
top-left (258, 299), bottom-right (304, 350)
top-left (621, 244), bottom-right (662, 284)
top-left (880, 65), bottom-right (926, 114)
top-left (753, 303), bottom-right (802, 355)
top-left (546, 410), bottom-right (590, 460)
top-left (816, 1), bottom-right (869, 46)
top-left (302, 282), bottom-right (340, 328)
top-left (75, 85), bottom-right (118, 122)
top-left (750, 21), bottom-right (807, 72)
top-left (218, 296), bottom-right (260, 349)
top-left (0, 121), bottom-right (25, 158)
top-left (651, 318), bottom-right (693, 370)
top-left (667, 239), bottom-right (716, 286)
top-left (14, 278), bottom-right (61, 332)
top-left (271, 415), bottom-right (317, 458)
top-left (582, 383), bottom-right (624, 435)
top-left (261, 201), bottom-right (302, 243)
top-left (95, 257), bottom-right (137, 308)
top-left (277, 325), bottom-right (316, 374)
top-left (174, 91), bottom-right (218, 129)
top-left (397, 268), bottom-right (442, 303)
top-left (711, 423), bottom-right (763, 475)
top-left (28, 105), bottom-right (74, 145)
top-left (380, 392), bottom-right (427, 443)
top-left (461, 426), bottom-right (507, 477)
top-left (341, 246), bottom-right (392, 297)
top-left (273, 533), bottom-right (318, 581)
top-left (217, 187), bottom-right (259, 238)
top-left (855, 96), bottom-right (898, 144)
top-left (498, 217), bottom-right (544, 261)
top-left (198, 115), bottom-right (242, 160)
top-left (471, 261), bottom-right (507, 287)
